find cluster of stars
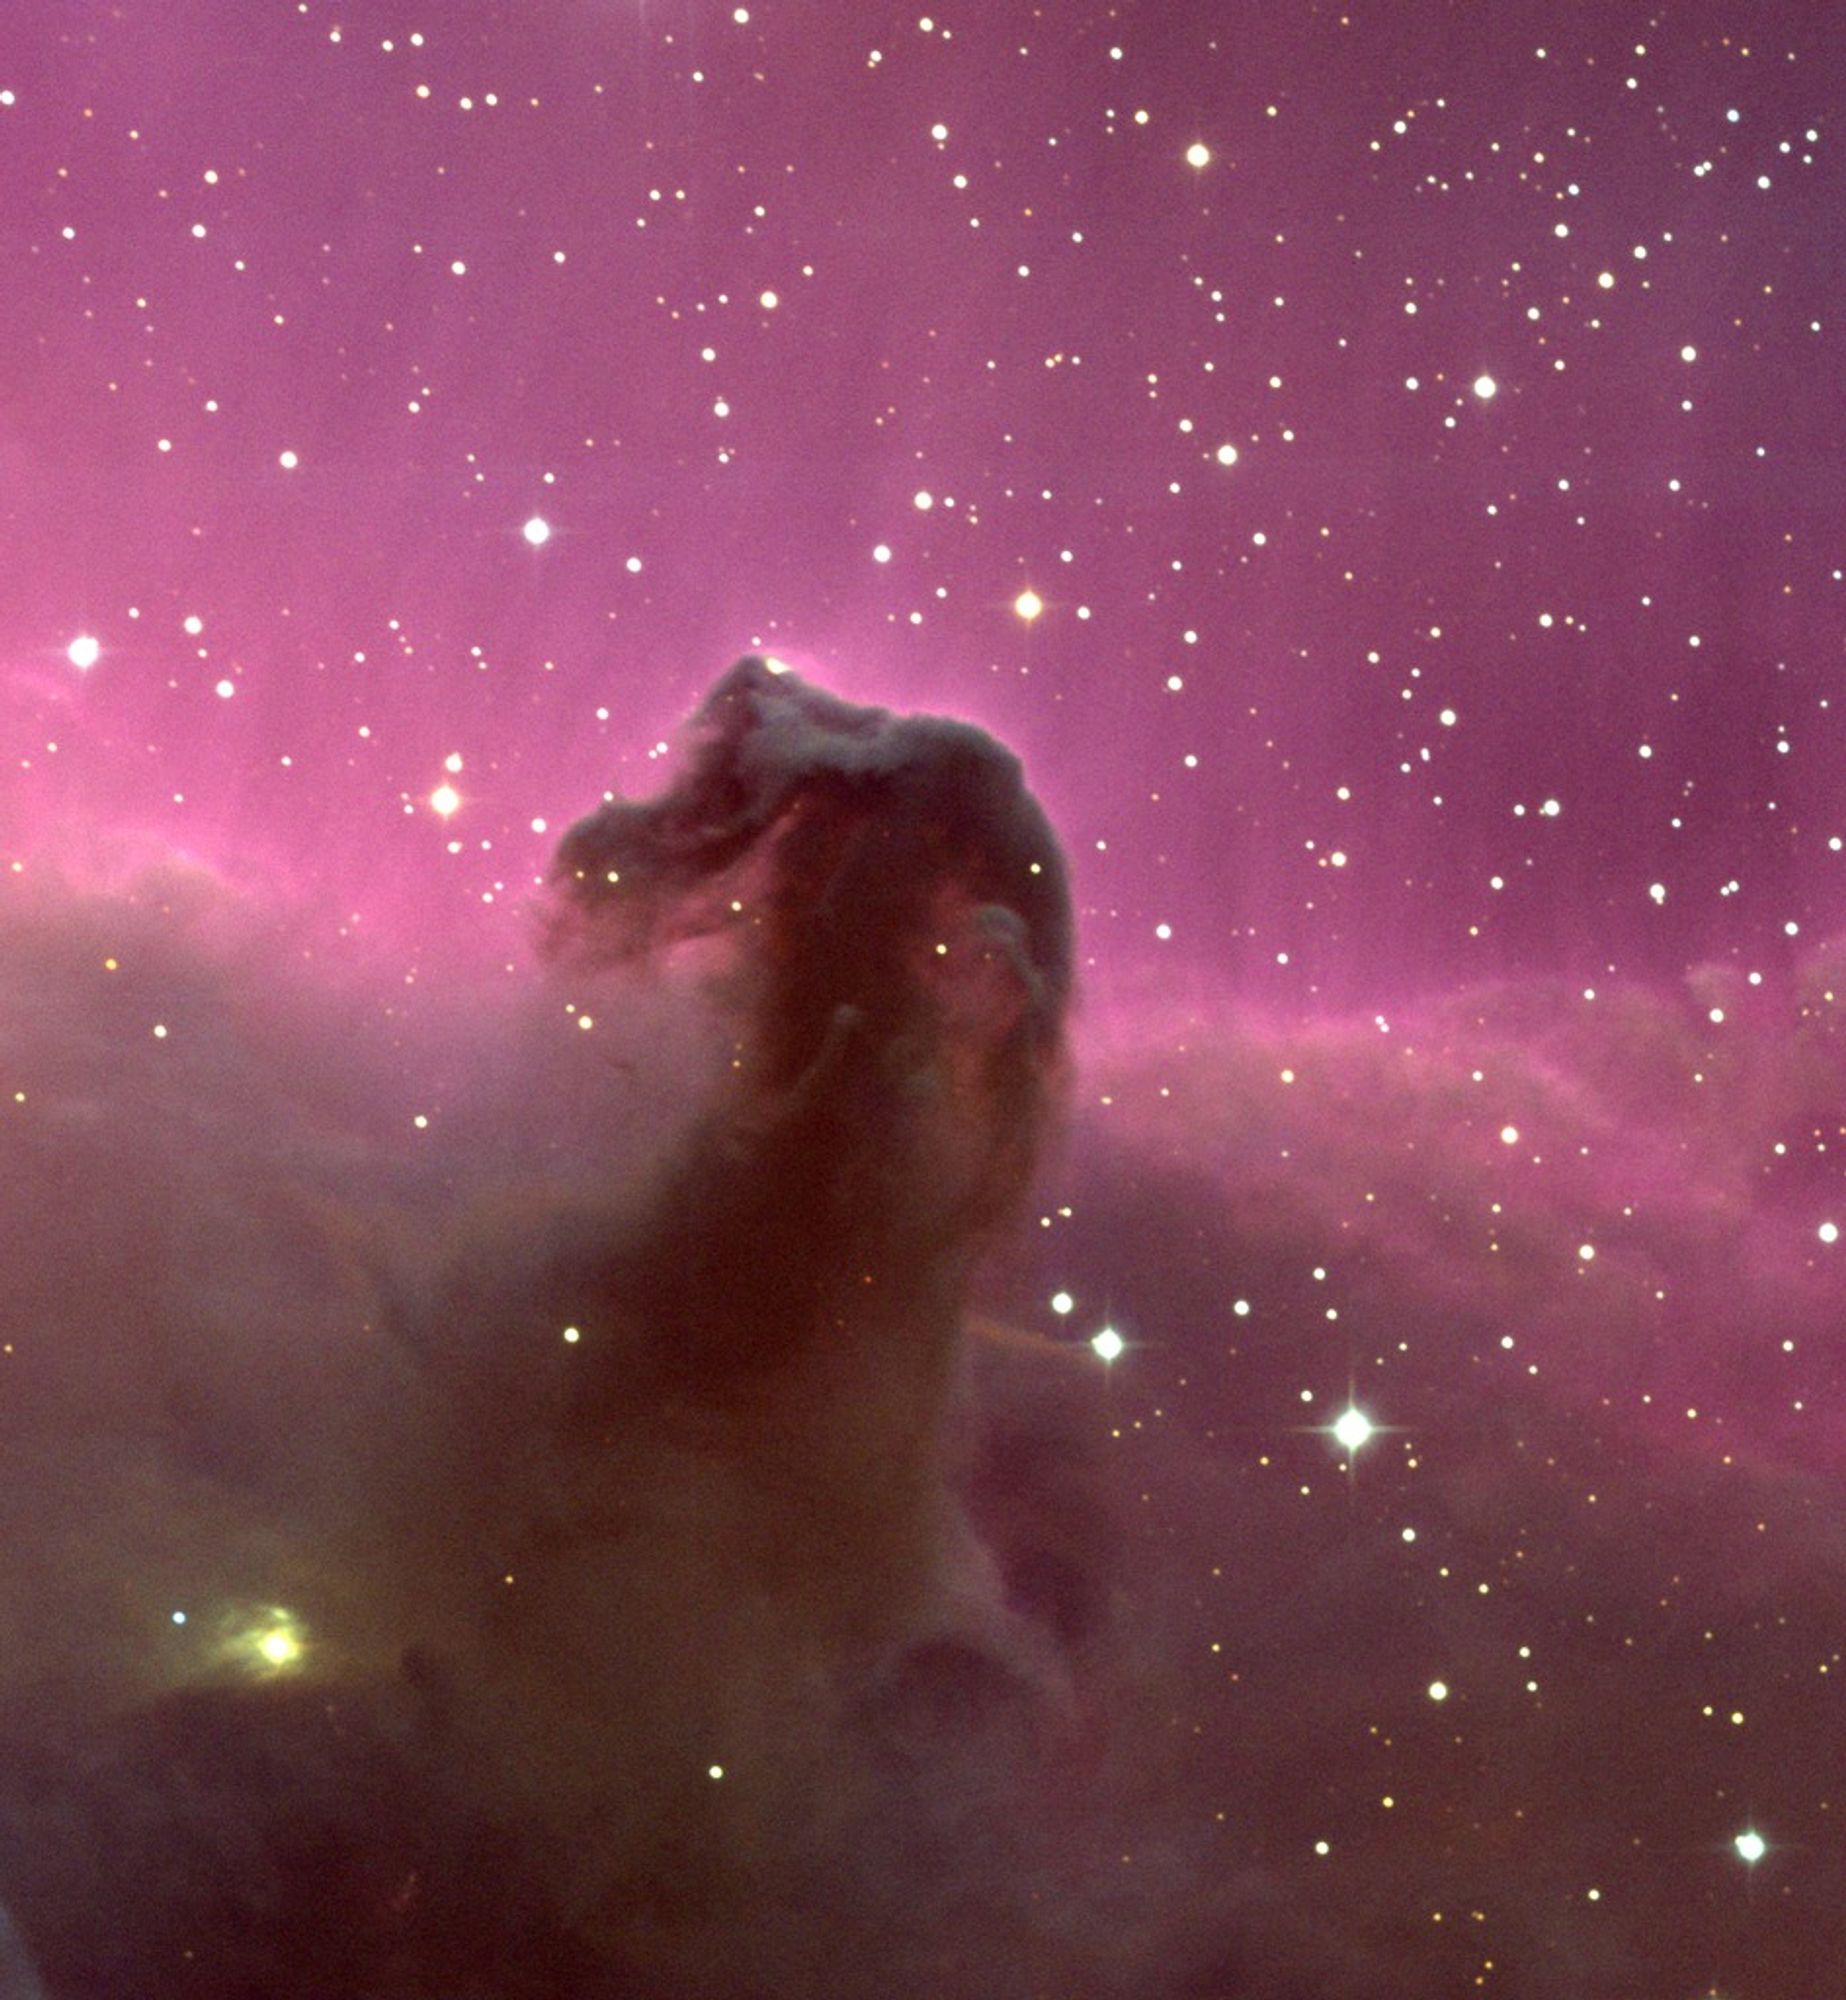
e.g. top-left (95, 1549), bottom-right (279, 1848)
top-left (1, 1), bottom-right (1837, 1989)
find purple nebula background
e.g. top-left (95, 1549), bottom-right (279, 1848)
top-left (1, 2), bottom-right (1842, 1995)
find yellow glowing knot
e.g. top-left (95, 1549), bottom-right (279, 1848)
top-left (245, 1611), bottom-right (305, 1671)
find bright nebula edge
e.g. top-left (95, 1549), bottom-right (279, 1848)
top-left (0, 4), bottom-right (1842, 1997)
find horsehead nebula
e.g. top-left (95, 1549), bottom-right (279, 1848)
top-left (0, 664), bottom-right (1219, 1999)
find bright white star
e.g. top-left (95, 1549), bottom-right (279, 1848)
top-left (1332, 1406), bottom-right (1374, 1451)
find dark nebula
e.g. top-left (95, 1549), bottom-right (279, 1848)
top-left (0, 665), bottom-right (1185, 1998)
top-left (4, 658), bottom-right (1841, 1996)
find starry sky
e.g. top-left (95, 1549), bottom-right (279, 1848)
top-left (2, 2), bottom-right (1843, 1996)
